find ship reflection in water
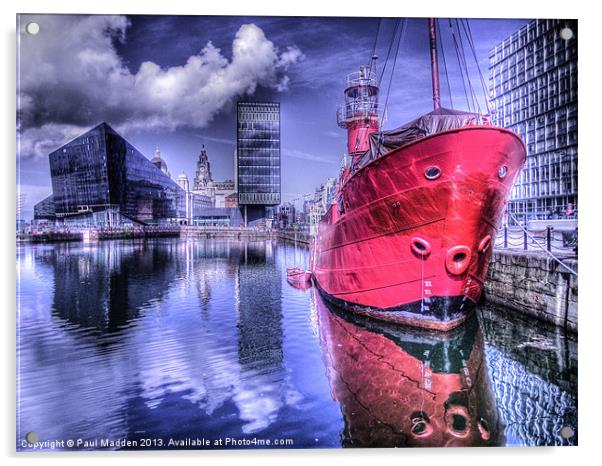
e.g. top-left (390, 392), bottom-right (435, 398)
top-left (17, 239), bottom-right (576, 450)
top-left (316, 297), bottom-right (501, 447)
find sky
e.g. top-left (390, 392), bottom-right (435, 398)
top-left (16, 14), bottom-right (530, 217)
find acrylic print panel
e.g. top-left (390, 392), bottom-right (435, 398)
top-left (16, 13), bottom-right (578, 451)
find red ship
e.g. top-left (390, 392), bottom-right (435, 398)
top-left (315, 290), bottom-right (502, 447)
top-left (310, 19), bottom-right (526, 331)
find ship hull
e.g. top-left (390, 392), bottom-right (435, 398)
top-left (312, 126), bottom-right (525, 331)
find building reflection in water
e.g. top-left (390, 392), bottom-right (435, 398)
top-left (39, 240), bottom-right (180, 334)
top-left (238, 240), bottom-right (282, 367)
top-left (234, 240), bottom-right (290, 434)
top-left (314, 290), bottom-right (502, 447)
top-left (479, 307), bottom-right (577, 446)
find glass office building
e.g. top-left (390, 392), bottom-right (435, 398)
top-left (237, 102), bottom-right (281, 223)
top-left (489, 19), bottom-right (577, 223)
top-left (33, 195), bottom-right (56, 221)
top-left (38, 122), bottom-right (186, 225)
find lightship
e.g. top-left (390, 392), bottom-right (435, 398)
top-left (310, 19), bottom-right (526, 331)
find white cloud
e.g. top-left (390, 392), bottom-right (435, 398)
top-left (17, 15), bottom-right (304, 159)
top-left (18, 123), bottom-right (89, 162)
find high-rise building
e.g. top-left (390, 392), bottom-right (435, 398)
top-left (34, 122), bottom-right (186, 226)
top-left (236, 101), bottom-right (281, 225)
top-left (16, 193), bottom-right (27, 231)
top-left (489, 19), bottom-right (577, 223)
top-left (177, 172), bottom-right (192, 223)
top-left (16, 193), bottom-right (25, 218)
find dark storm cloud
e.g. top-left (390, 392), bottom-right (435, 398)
top-left (17, 14), bottom-right (304, 159)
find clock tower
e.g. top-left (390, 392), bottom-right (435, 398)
top-left (193, 145), bottom-right (213, 191)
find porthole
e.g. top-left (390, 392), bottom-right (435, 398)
top-left (424, 166), bottom-right (441, 180)
top-left (498, 166), bottom-right (508, 178)
top-left (452, 414), bottom-right (467, 431)
top-left (445, 406), bottom-right (471, 438)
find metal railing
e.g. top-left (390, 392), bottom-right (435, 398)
top-left (336, 102), bottom-right (382, 128)
top-left (495, 224), bottom-right (577, 254)
top-left (495, 213), bottom-right (578, 277)
top-left (344, 70), bottom-right (378, 89)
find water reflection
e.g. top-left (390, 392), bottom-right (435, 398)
top-left (16, 239), bottom-right (576, 450)
top-left (479, 307), bottom-right (577, 446)
top-left (17, 239), bottom-right (342, 450)
top-left (315, 291), bottom-right (502, 447)
top-left (37, 241), bottom-right (180, 334)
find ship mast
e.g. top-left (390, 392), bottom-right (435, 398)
top-left (428, 18), bottom-right (441, 111)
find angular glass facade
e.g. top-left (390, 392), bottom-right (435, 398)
top-left (237, 102), bottom-right (281, 206)
top-left (47, 123), bottom-right (186, 224)
top-left (33, 195), bottom-right (56, 221)
top-left (489, 19), bottom-right (577, 222)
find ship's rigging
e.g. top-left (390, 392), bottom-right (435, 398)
top-left (368, 18), bottom-right (492, 127)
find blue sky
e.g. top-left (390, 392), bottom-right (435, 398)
top-left (17, 14), bottom-right (529, 216)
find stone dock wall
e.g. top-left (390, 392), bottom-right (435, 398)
top-left (278, 231), bottom-right (311, 245)
top-left (483, 249), bottom-right (578, 333)
top-left (181, 226), bottom-right (276, 241)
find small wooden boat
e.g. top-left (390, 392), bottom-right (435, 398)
top-left (286, 267), bottom-right (313, 290)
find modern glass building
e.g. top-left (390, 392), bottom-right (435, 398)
top-left (33, 195), bottom-right (56, 221)
top-left (236, 102), bottom-right (281, 224)
top-left (489, 19), bottom-right (577, 223)
top-left (35, 122), bottom-right (186, 226)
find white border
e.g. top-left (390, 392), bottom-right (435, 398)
top-left (3, 1), bottom-right (598, 465)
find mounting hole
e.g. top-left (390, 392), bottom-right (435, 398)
top-left (424, 166), bottom-right (441, 180)
top-left (560, 426), bottom-right (574, 439)
top-left (25, 431), bottom-right (39, 443)
top-left (498, 166), bottom-right (508, 178)
top-left (560, 27), bottom-right (573, 41)
top-left (26, 22), bottom-right (40, 35)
